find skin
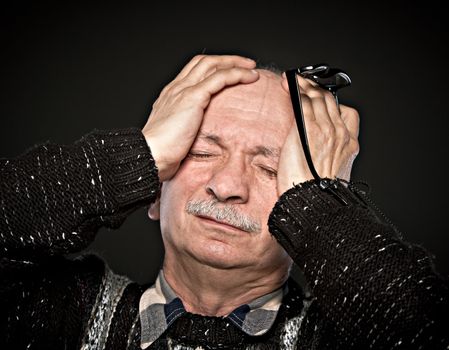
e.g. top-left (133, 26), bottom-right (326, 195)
top-left (142, 55), bottom-right (359, 316)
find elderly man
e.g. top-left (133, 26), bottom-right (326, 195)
top-left (0, 55), bottom-right (447, 349)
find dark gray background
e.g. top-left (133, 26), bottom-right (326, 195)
top-left (1, 1), bottom-right (448, 284)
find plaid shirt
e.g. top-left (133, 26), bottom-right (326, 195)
top-left (139, 270), bottom-right (286, 349)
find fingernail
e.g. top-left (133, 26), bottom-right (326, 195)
top-left (251, 69), bottom-right (258, 74)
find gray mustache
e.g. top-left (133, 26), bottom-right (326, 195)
top-left (185, 199), bottom-right (261, 233)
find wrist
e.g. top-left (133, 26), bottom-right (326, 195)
top-left (277, 171), bottom-right (313, 196)
top-left (143, 132), bottom-right (177, 182)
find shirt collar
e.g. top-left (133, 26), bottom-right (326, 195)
top-left (139, 270), bottom-right (287, 349)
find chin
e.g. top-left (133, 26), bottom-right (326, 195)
top-left (188, 243), bottom-right (251, 270)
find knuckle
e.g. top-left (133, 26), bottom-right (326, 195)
top-left (230, 66), bottom-right (244, 73)
top-left (223, 67), bottom-right (245, 80)
top-left (350, 138), bottom-right (360, 154)
top-left (175, 87), bottom-right (191, 103)
top-left (182, 86), bottom-right (207, 102)
top-left (353, 111), bottom-right (360, 124)
top-left (200, 55), bottom-right (219, 67)
top-left (160, 82), bottom-right (172, 95)
top-left (336, 125), bottom-right (349, 142)
top-left (305, 87), bottom-right (325, 99)
top-left (300, 93), bottom-right (311, 104)
top-left (351, 108), bottom-right (360, 120)
top-left (160, 83), bottom-right (172, 95)
top-left (344, 106), bottom-right (360, 119)
top-left (310, 94), bottom-right (326, 104)
top-left (168, 83), bottom-right (183, 97)
top-left (323, 89), bottom-right (334, 100)
top-left (179, 86), bottom-right (193, 98)
top-left (152, 99), bottom-right (160, 108)
top-left (320, 124), bottom-right (335, 139)
top-left (209, 68), bottom-right (227, 82)
top-left (309, 126), bottom-right (322, 141)
top-left (192, 54), bottom-right (206, 63)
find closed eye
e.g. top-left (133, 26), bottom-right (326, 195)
top-left (187, 152), bottom-right (213, 159)
top-left (259, 166), bottom-right (277, 178)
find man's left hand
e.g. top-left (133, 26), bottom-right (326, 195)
top-left (276, 74), bottom-right (360, 196)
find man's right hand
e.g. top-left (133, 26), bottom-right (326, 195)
top-left (142, 55), bottom-right (259, 182)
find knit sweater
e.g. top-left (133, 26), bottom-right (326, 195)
top-left (0, 128), bottom-right (447, 349)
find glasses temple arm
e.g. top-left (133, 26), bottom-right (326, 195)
top-left (285, 70), bottom-right (321, 181)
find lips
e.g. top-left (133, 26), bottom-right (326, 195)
top-left (196, 215), bottom-right (245, 232)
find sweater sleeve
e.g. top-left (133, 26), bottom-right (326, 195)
top-left (268, 180), bottom-right (449, 349)
top-left (0, 128), bottom-right (159, 349)
top-left (0, 128), bottom-right (160, 261)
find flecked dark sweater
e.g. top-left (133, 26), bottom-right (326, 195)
top-left (0, 128), bottom-right (447, 349)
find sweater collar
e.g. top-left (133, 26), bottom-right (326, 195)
top-left (139, 270), bottom-right (286, 349)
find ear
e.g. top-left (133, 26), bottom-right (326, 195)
top-left (148, 196), bottom-right (161, 220)
top-left (148, 183), bottom-right (163, 221)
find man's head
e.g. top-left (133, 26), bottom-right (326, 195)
top-left (149, 69), bottom-right (294, 278)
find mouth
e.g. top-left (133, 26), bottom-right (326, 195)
top-left (196, 215), bottom-right (247, 233)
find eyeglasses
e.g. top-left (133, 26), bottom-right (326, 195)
top-left (284, 64), bottom-right (351, 182)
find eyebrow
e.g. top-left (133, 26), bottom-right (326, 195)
top-left (198, 132), bottom-right (222, 145)
top-left (197, 132), bottom-right (280, 160)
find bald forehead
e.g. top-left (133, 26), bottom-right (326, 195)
top-left (201, 70), bottom-right (294, 150)
top-left (207, 70), bottom-right (292, 116)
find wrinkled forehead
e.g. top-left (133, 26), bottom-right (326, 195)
top-left (205, 70), bottom-right (294, 127)
top-left (198, 71), bottom-right (295, 153)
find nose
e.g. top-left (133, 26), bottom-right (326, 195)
top-left (205, 155), bottom-right (250, 204)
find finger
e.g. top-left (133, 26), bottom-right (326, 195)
top-left (282, 72), bottom-right (326, 91)
top-left (277, 120), bottom-right (314, 192)
top-left (309, 94), bottom-right (332, 128)
top-left (296, 83), bottom-right (332, 132)
top-left (280, 75), bottom-right (315, 123)
top-left (297, 77), bottom-right (344, 139)
top-left (174, 55), bottom-right (206, 80)
top-left (322, 91), bottom-right (350, 142)
top-left (190, 67), bottom-right (259, 103)
top-left (323, 90), bottom-right (341, 123)
top-left (296, 75), bottom-right (346, 129)
top-left (296, 75), bottom-right (320, 90)
top-left (281, 74), bottom-right (331, 132)
top-left (298, 93), bottom-right (315, 123)
top-left (296, 75), bottom-right (322, 96)
top-left (339, 105), bottom-right (360, 138)
top-left (281, 73), bottom-right (318, 93)
top-left (181, 55), bottom-right (256, 85)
